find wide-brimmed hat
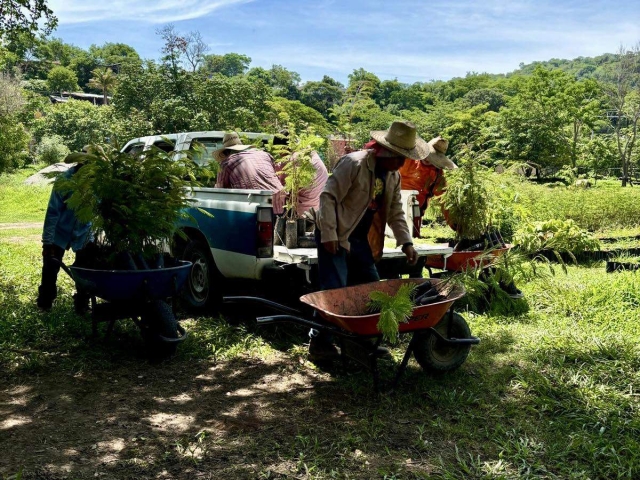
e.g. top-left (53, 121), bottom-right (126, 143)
top-left (213, 132), bottom-right (251, 161)
top-left (423, 136), bottom-right (457, 170)
top-left (370, 120), bottom-right (429, 161)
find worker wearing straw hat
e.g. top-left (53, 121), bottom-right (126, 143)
top-left (310, 120), bottom-right (426, 360)
top-left (398, 136), bottom-right (457, 237)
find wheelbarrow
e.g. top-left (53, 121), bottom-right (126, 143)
top-left (56, 258), bottom-right (191, 359)
top-left (224, 278), bottom-right (479, 392)
top-left (425, 244), bottom-right (512, 272)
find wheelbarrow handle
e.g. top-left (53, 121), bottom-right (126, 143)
top-left (51, 257), bottom-right (74, 279)
top-left (223, 296), bottom-right (302, 316)
top-left (257, 314), bottom-right (343, 335)
top-left (50, 258), bottom-right (96, 293)
top-left (427, 327), bottom-right (481, 345)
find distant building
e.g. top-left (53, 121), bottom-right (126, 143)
top-left (49, 92), bottom-right (111, 106)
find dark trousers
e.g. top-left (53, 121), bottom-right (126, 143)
top-left (37, 243), bottom-right (95, 309)
top-left (38, 245), bottom-right (65, 305)
top-left (311, 232), bottom-right (380, 343)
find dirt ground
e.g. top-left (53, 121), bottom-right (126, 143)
top-left (1, 351), bottom-right (361, 479)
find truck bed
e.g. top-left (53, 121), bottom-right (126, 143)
top-left (273, 244), bottom-right (453, 266)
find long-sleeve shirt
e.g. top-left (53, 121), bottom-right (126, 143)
top-left (215, 148), bottom-right (285, 214)
top-left (316, 149), bottom-right (412, 260)
top-left (42, 166), bottom-right (92, 252)
top-left (398, 159), bottom-right (445, 210)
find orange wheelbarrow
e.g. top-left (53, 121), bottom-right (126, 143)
top-left (224, 278), bottom-right (480, 392)
top-left (425, 244), bottom-right (512, 272)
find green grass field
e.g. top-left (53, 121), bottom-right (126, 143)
top-left (2, 168), bottom-right (640, 479)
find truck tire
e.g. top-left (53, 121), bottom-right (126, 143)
top-left (181, 239), bottom-right (222, 310)
top-left (140, 300), bottom-right (182, 360)
top-left (413, 312), bottom-right (472, 373)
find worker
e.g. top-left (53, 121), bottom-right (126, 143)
top-left (310, 120), bottom-right (425, 360)
top-left (398, 136), bottom-right (456, 237)
top-left (213, 132), bottom-right (286, 214)
top-left (37, 146), bottom-right (94, 313)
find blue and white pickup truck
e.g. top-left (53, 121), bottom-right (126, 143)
top-left (122, 132), bottom-right (453, 309)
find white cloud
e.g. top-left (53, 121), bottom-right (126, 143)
top-left (48, 0), bottom-right (253, 24)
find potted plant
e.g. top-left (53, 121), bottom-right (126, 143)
top-left (55, 142), bottom-right (210, 357)
top-left (436, 145), bottom-right (498, 252)
top-left (269, 127), bottom-right (320, 248)
top-left (58, 142), bottom-right (208, 265)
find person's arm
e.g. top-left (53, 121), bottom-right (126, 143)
top-left (42, 188), bottom-right (64, 246)
top-left (316, 155), bottom-right (358, 247)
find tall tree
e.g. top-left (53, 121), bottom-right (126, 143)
top-left (184, 31), bottom-right (208, 72)
top-left (201, 53), bottom-right (251, 77)
top-left (600, 44), bottom-right (640, 186)
top-left (300, 75), bottom-right (344, 119)
top-left (46, 65), bottom-right (78, 94)
top-left (88, 67), bottom-right (116, 105)
top-left (156, 23), bottom-right (187, 81)
top-left (0, 0), bottom-right (57, 44)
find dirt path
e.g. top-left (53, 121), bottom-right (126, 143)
top-left (0, 222), bottom-right (42, 230)
top-left (1, 353), bottom-right (353, 479)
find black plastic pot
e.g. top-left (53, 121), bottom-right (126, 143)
top-left (606, 261), bottom-right (640, 273)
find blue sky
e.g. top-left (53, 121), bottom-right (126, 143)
top-left (47, 0), bottom-right (640, 84)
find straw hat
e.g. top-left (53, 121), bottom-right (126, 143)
top-left (370, 120), bottom-right (429, 161)
top-left (423, 136), bottom-right (456, 170)
top-left (213, 132), bottom-right (251, 161)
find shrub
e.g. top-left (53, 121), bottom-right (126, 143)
top-left (35, 135), bottom-right (70, 165)
top-left (514, 219), bottom-right (601, 256)
top-left (0, 117), bottom-right (30, 173)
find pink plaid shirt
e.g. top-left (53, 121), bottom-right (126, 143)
top-left (215, 149), bottom-right (286, 214)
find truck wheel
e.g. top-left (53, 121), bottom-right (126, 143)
top-left (140, 300), bottom-right (183, 360)
top-left (413, 312), bottom-right (472, 373)
top-left (182, 239), bottom-right (221, 310)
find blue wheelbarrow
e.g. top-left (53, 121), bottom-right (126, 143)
top-left (57, 258), bottom-right (191, 359)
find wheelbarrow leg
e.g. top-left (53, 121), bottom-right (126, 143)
top-left (390, 333), bottom-right (418, 391)
top-left (90, 296), bottom-right (98, 339)
top-left (370, 354), bottom-right (380, 394)
top-left (104, 318), bottom-right (117, 340)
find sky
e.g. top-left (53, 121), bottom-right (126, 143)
top-left (46, 0), bottom-right (640, 84)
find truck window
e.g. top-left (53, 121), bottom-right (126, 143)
top-left (153, 140), bottom-right (175, 153)
top-left (189, 138), bottom-right (223, 166)
top-left (123, 143), bottom-right (145, 155)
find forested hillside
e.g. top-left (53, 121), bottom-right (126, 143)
top-left (1, 22), bottom-right (639, 183)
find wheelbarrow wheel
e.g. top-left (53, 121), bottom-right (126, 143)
top-left (140, 300), bottom-right (181, 360)
top-left (181, 240), bottom-right (222, 311)
top-left (413, 312), bottom-right (471, 373)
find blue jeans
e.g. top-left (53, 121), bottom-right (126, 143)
top-left (310, 232), bottom-right (380, 343)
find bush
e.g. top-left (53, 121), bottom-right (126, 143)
top-left (514, 219), bottom-right (601, 255)
top-left (31, 100), bottom-right (110, 151)
top-left (0, 117), bottom-right (30, 173)
top-left (35, 135), bottom-right (71, 165)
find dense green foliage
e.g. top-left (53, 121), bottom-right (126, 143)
top-left (368, 283), bottom-right (416, 343)
top-left (57, 144), bottom-right (208, 257)
top-left (1, 24), bottom-right (639, 179)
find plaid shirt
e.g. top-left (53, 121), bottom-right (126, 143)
top-left (215, 149), bottom-right (285, 214)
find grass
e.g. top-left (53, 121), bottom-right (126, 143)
top-left (3, 167), bottom-right (640, 479)
top-left (0, 165), bottom-right (52, 223)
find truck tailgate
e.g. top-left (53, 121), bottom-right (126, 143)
top-left (273, 244), bottom-right (453, 266)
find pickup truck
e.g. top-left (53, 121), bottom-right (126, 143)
top-left (122, 131), bottom-right (453, 309)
